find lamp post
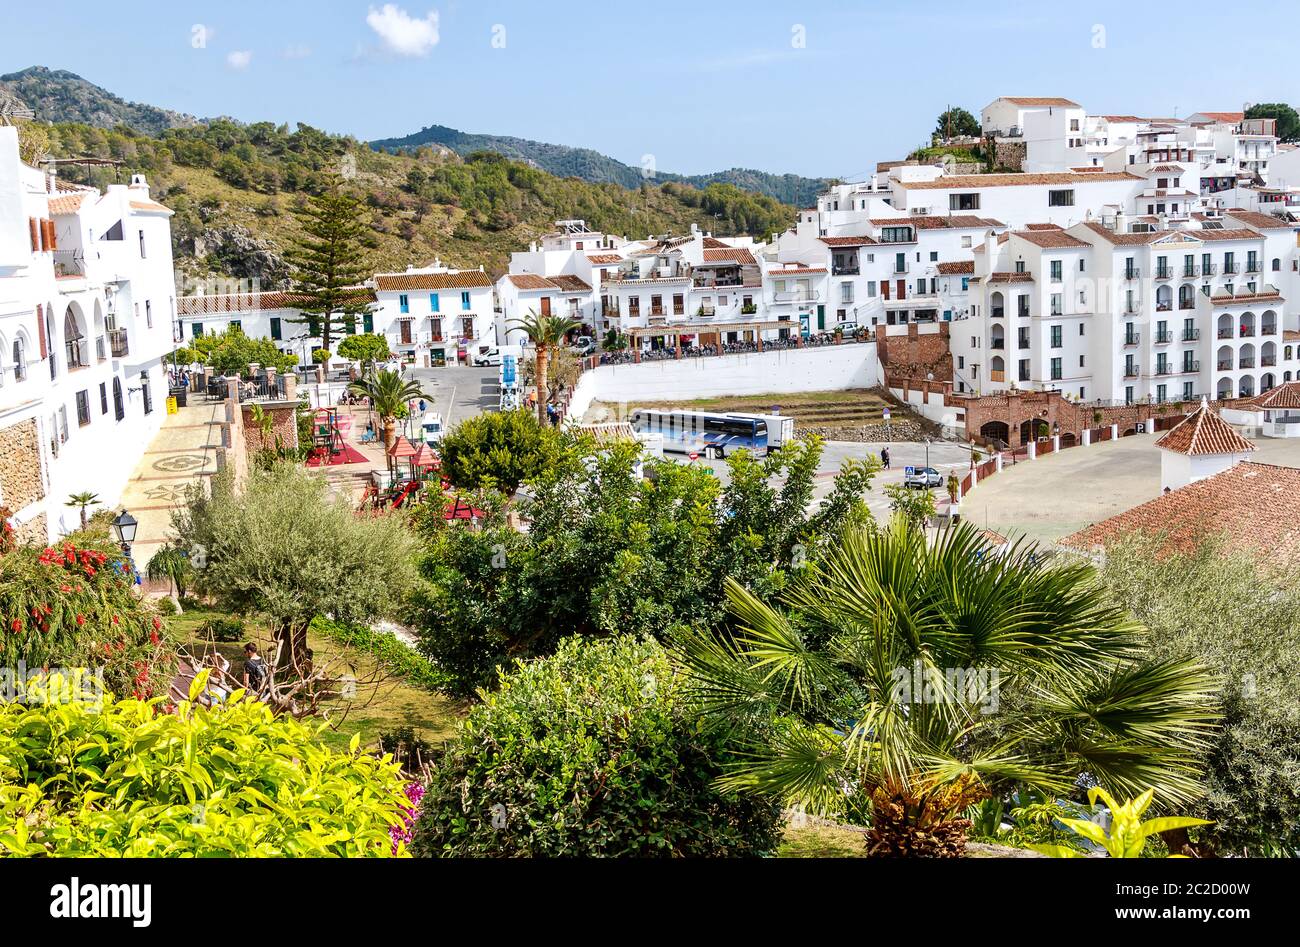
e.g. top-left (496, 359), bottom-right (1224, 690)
top-left (110, 508), bottom-right (138, 562)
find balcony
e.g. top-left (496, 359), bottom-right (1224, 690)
top-left (1155, 331), bottom-right (1173, 343)
top-left (1124, 333), bottom-right (1140, 346)
top-left (1124, 367), bottom-right (1139, 378)
top-left (1218, 360), bottom-right (1233, 370)
top-left (1223, 262), bottom-right (1240, 275)
top-left (991, 307), bottom-right (1005, 319)
top-left (1239, 327), bottom-right (1255, 337)
top-left (1018, 337), bottom-right (1031, 350)
top-left (990, 370), bottom-right (1006, 383)
top-left (893, 263), bottom-right (909, 275)
top-left (740, 304), bottom-right (757, 315)
top-left (1202, 263), bottom-right (1219, 276)
top-left (1246, 262), bottom-right (1262, 274)
top-left (1182, 265), bottom-right (1200, 278)
top-left (1155, 365), bottom-right (1172, 376)
top-left (1239, 357), bottom-right (1256, 369)
top-left (108, 329), bottom-right (129, 358)
top-left (1181, 361), bottom-right (1201, 373)
top-left (1155, 266), bottom-right (1173, 280)
top-left (1123, 268), bottom-right (1141, 281)
top-left (990, 339), bottom-right (1005, 349)
top-left (96, 336), bottom-right (107, 362)
top-left (773, 290), bottom-right (821, 303)
top-left (696, 306), bottom-right (716, 317)
top-left (832, 264), bottom-right (860, 276)
top-left (1182, 328), bottom-right (1201, 341)
top-left (65, 340), bottom-right (90, 371)
top-left (648, 305), bottom-right (666, 317)
top-left (1218, 328), bottom-right (1233, 339)
top-left (1262, 323), bottom-right (1278, 336)
top-left (1156, 302), bottom-right (1173, 312)
top-left (1178, 299), bottom-right (1195, 310)
top-left (1262, 356), bottom-right (1277, 367)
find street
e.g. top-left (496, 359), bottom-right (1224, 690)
top-left (405, 363), bottom-right (501, 426)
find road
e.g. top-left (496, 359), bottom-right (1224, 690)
top-left (405, 364), bottom-right (500, 426)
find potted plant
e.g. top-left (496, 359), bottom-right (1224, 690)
top-left (946, 473), bottom-right (960, 506)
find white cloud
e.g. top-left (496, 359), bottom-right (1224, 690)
top-left (282, 44), bottom-right (312, 60)
top-left (366, 4), bottom-right (440, 57)
top-left (226, 50), bottom-right (253, 70)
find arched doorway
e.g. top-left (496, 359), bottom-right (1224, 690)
top-left (979, 420), bottom-right (1009, 446)
top-left (1059, 431), bottom-right (1077, 447)
top-left (1020, 418), bottom-right (1050, 443)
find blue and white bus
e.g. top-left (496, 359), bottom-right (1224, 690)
top-left (629, 409), bottom-right (769, 458)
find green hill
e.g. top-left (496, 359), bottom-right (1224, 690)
top-left (0, 66), bottom-right (198, 135)
top-left (42, 119), bottom-right (797, 288)
top-left (370, 124), bottom-right (832, 206)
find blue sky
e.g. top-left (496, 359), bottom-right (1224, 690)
top-left (2, 1), bottom-right (1296, 179)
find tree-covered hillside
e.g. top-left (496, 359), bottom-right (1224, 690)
top-left (0, 66), bottom-right (198, 135)
top-left (44, 120), bottom-right (796, 289)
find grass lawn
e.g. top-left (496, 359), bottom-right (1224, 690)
top-left (777, 823), bottom-right (868, 858)
top-left (167, 605), bottom-right (461, 756)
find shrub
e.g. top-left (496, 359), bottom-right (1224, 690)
top-left (0, 540), bottom-right (174, 700)
top-left (378, 726), bottom-right (435, 775)
top-left (0, 681), bottom-right (410, 856)
top-left (437, 408), bottom-right (565, 494)
top-left (154, 597), bottom-right (179, 617)
top-left (198, 615), bottom-right (245, 642)
top-left (410, 637), bottom-right (782, 857)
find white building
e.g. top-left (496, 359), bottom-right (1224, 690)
top-left (0, 126), bottom-right (177, 543)
top-left (372, 262), bottom-right (494, 365)
top-left (888, 171), bottom-right (1143, 228)
top-left (1154, 399), bottom-right (1257, 492)
top-left (980, 96), bottom-right (1082, 139)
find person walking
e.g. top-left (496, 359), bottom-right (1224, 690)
top-left (881, 447), bottom-right (891, 470)
top-left (242, 642), bottom-right (267, 695)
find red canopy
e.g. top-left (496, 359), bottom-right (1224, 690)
top-left (410, 443), bottom-right (440, 469)
top-left (388, 435), bottom-right (418, 459)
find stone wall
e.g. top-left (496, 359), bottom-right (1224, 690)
top-left (13, 512), bottom-right (47, 546)
top-left (240, 402), bottom-right (299, 464)
top-left (992, 139), bottom-right (1026, 172)
top-left (0, 418), bottom-right (44, 511)
top-left (961, 389), bottom-right (1207, 447)
top-left (876, 324), bottom-right (953, 386)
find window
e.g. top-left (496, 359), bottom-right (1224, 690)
top-left (229, 320), bottom-right (242, 333)
top-left (1273, 258), bottom-right (1282, 272)
top-left (141, 373), bottom-right (152, 415)
top-left (949, 193), bottom-right (980, 211)
top-left (11, 338), bottom-right (24, 382)
top-left (192, 323), bottom-right (203, 338)
top-left (840, 283), bottom-right (854, 304)
top-left (145, 300), bottom-right (152, 328)
top-left (363, 313), bottom-right (374, 333)
top-left (461, 291), bottom-right (471, 310)
top-left (929, 251), bottom-right (938, 262)
top-left (99, 382), bottom-right (108, 415)
top-left (1079, 354), bottom-right (1085, 367)
top-left (1050, 260), bottom-right (1063, 282)
top-left (1050, 293), bottom-right (1063, 316)
top-left (270, 317), bottom-right (282, 341)
top-left (58, 406), bottom-right (68, 443)
top-left (1050, 325), bottom-right (1063, 348)
top-left (961, 236), bottom-right (972, 248)
top-left (957, 355), bottom-right (965, 369)
top-left (399, 294), bottom-right (410, 314)
top-left (1079, 258), bottom-right (1086, 272)
top-left (430, 293), bottom-right (440, 312)
top-left (881, 227), bottom-right (912, 244)
top-left (112, 377), bottom-right (124, 421)
top-left (867, 281), bottom-right (877, 297)
top-left (138, 229), bottom-right (146, 258)
top-left (1015, 260), bottom-right (1026, 273)
top-left (76, 390), bottom-right (90, 427)
top-left (1050, 357), bottom-right (1062, 380)
top-left (1048, 189), bottom-right (1075, 207)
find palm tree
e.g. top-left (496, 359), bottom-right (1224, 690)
top-left (510, 309), bottom-right (580, 425)
top-left (678, 517), bottom-right (1219, 857)
top-left (146, 543), bottom-right (193, 612)
top-left (66, 491), bottom-right (100, 529)
top-left (347, 369), bottom-right (432, 455)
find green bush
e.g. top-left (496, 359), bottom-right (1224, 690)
top-left (410, 637), bottom-right (782, 857)
top-left (198, 615), bottom-right (246, 643)
top-left (0, 681), bottom-right (410, 856)
top-left (437, 409), bottom-right (565, 494)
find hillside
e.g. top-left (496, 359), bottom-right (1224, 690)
top-left (0, 66), bottom-right (198, 135)
top-left (370, 124), bottom-right (832, 206)
top-left (42, 120), bottom-right (797, 288)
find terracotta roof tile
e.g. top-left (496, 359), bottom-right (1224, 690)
top-left (548, 274), bottom-right (593, 292)
top-left (48, 194), bottom-right (85, 215)
top-left (1224, 209), bottom-right (1297, 230)
top-left (867, 215), bottom-right (1004, 230)
top-left (1002, 97), bottom-right (1080, 107)
top-left (1011, 229), bottom-right (1091, 249)
top-left (702, 247), bottom-right (757, 265)
top-left (1060, 462), bottom-right (1300, 566)
top-left (937, 261), bottom-right (975, 274)
top-left (820, 235), bottom-right (877, 246)
top-left (505, 274), bottom-right (555, 290)
top-left (375, 271), bottom-right (492, 292)
top-left (178, 288), bottom-right (376, 316)
top-left (1154, 403), bottom-right (1257, 456)
top-left (1250, 382), bottom-right (1300, 410)
top-left (587, 254), bottom-right (623, 264)
top-left (129, 199), bottom-right (173, 215)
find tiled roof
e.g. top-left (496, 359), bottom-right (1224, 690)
top-left (897, 172), bottom-right (1139, 190)
top-left (48, 194), bottom-right (85, 215)
top-left (702, 247), bottom-right (757, 265)
top-left (1059, 462), bottom-right (1300, 565)
top-left (1195, 111), bottom-right (1245, 123)
top-left (1011, 229), bottom-right (1091, 249)
top-left (867, 215), bottom-right (1004, 230)
top-left (767, 265), bottom-right (826, 275)
top-left (973, 272), bottom-right (1035, 283)
top-left (1079, 222), bottom-right (1179, 245)
top-left (1102, 115), bottom-right (1144, 122)
top-left (701, 236), bottom-right (729, 249)
top-left (177, 288), bottom-right (376, 316)
top-left (375, 271), bottom-right (492, 291)
top-left (1148, 164), bottom-right (1186, 173)
top-left (1224, 209), bottom-right (1297, 230)
top-left (937, 261), bottom-right (975, 274)
top-left (1002, 97), bottom-right (1080, 107)
top-left (820, 235), bottom-right (876, 246)
top-left (1154, 403), bottom-right (1256, 456)
top-left (548, 274), bottom-right (593, 292)
top-left (1191, 228), bottom-right (1260, 241)
top-left (505, 274), bottom-right (555, 291)
top-left (587, 254), bottom-right (623, 265)
top-left (1210, 286), bottom-right (1282, 303)
top-left (1250, 382), bottom-right (1300, 410)
top-left (1023, 222), bottom-right (1064, 230)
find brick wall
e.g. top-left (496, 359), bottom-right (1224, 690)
top-left (240, 403), bottom-right (299, 465)
top-left (877, 323), bottom-right (953, 387)
top-left (961, 389), bottom-right (1207, 446)
top-left (0, 418), bottom-right (45, 511)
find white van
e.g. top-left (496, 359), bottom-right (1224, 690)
top-left (472, 346), bottom-right (502, 367)
top-left (420, 412), bottom-right (445, 447)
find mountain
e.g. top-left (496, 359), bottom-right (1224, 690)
top-left (370, 124), bottom-right (832, 207)
top-left (0, 66), bottom-right (198, 135)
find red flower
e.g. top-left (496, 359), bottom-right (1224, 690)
top-left (149, 630), bottom-right (160, 645)
top-left (152, 617), bottom-right (162, 631)
top-left (60, 584), bottom-right (71, 593)
top-left (111, 615), bottom-right (120, 625)
top-left (75, 614), bottom-right (86, 626)
top-left (10, 618), bottom-right (21, 632)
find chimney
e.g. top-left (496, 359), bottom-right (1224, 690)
top-left (983, 230), bottom-right (997, 260)
top-left (1114, 210), bottom-right (1127, 234)
top-left (129, 173), bottom-right (149, 196)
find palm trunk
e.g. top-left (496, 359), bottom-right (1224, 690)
top-left (536, 345), bottom-right (549, 425)
top-left (382, 417), bottom-right (396, 454)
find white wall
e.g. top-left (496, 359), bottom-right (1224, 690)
top-left (569, 344), bottom-right (881, 421)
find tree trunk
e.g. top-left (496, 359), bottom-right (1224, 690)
top-left (80, 507), bottom-right (88, 529)
top-left (536, 345), bottom-right (549, 425)
top-left (382, 416), bottom-right (396, 454)
top-left (274, 619), bottom-right (311, 677)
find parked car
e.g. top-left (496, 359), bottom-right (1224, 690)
top-left (472, 347), bottom-right (502, 367)
top-left (904, 466), bottom-right (943, 489)
top-left (570, 335), bottom-right (596, 356)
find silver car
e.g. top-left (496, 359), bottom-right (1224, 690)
top-left (904, 466), bottom-right (943, 489)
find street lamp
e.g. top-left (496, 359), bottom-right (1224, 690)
top-left (109, 509), bottom-right (138, 557)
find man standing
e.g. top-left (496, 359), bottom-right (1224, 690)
top-left (242, 642), bottom-right (267, 695)
top-left (881, 447), bottom-right (891, 470)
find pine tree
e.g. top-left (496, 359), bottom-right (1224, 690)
top-left (285, 187), bottom-right (374, 355)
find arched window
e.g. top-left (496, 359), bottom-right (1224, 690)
top-left (12, 337), bottom-right (25, 382)
top-left (112, 376), bottom-right (125, 421)
top-left (1273, 258), bottom-right (1281, 272)
top-left (64, 308), bottom-right (86, 369)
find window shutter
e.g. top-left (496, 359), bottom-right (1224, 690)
top-left (45, 220), bottom-right (57, 251)
top-left (36, 304), bottom-right (47, 359)
top-left (29, 218), bottom-right (39, 251)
